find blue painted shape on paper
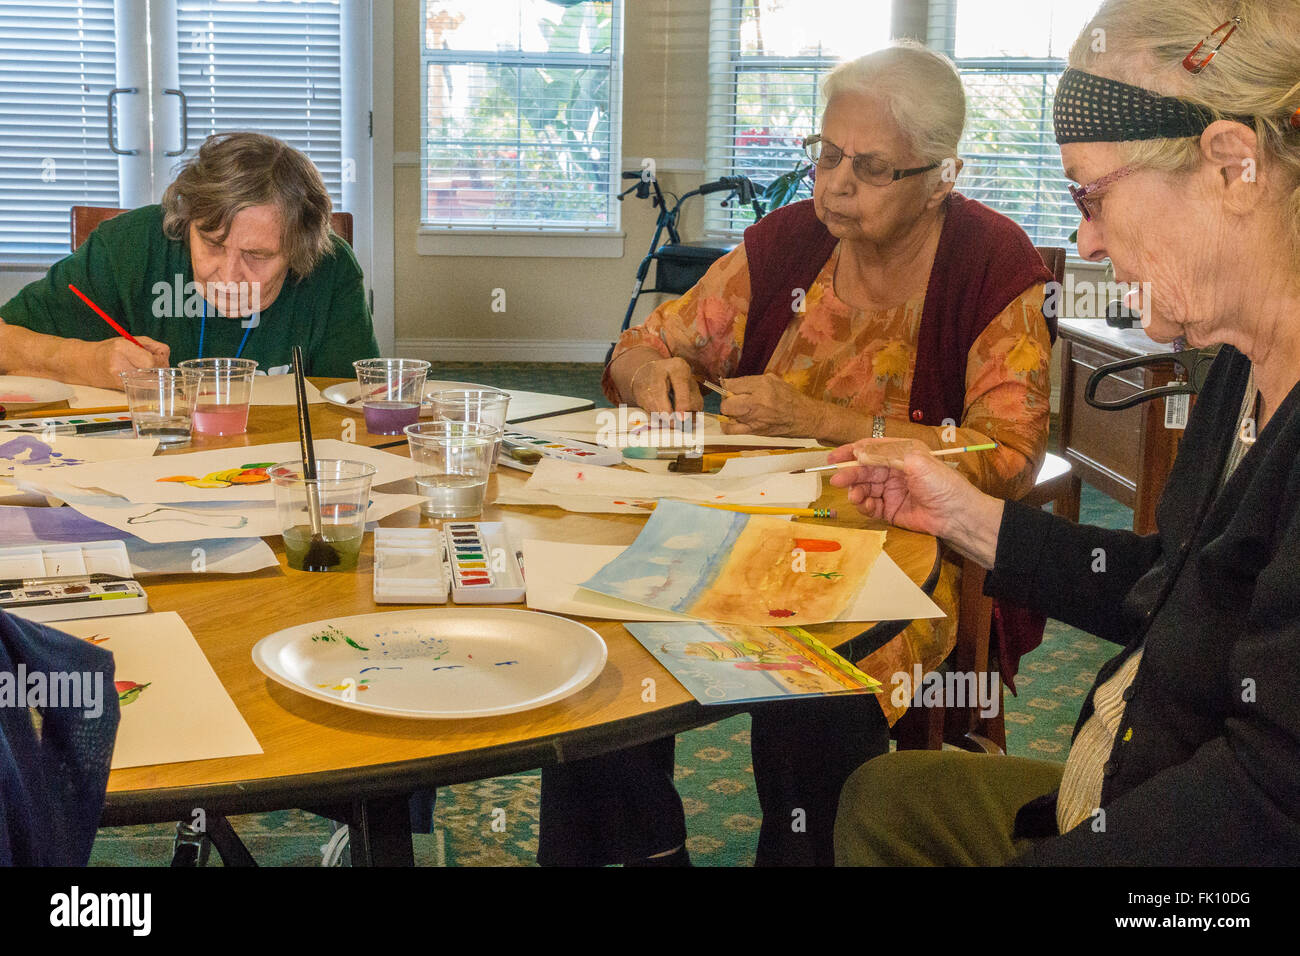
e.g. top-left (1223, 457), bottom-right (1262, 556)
top-left (579, 499), bottom-right (745, 613)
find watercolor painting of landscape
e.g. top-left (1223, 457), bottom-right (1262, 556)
top-left (579, 499), bottom-right (886, 626)
top-left (626, 622), bottom-right (882, 704)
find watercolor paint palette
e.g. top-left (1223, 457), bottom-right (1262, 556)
top-left (0, 541), bottom-right (147, 622)
top-left (373, 527), bottom-right (449, 605)
top-left (445, 522), bottom-right (525, 604)
top-left (0, 413), bottom-right (134, 436)
top-left (497, 426), bottom-right (623, 473)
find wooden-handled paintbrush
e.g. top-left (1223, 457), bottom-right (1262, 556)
top-left (292, 346), bottom-right (340, 570)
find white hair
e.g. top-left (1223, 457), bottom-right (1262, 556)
top-left (822, 40), bottom-right (966, 174)
top-left (1071, 0), bottom-right (1300, 257)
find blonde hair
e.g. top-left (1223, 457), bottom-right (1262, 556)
top-left (822, 41), bottom-right (965, 180)
top-left (1071, 0), bottom-right (1300, 252)
top-left (161, 132), bottom-right (334, 277)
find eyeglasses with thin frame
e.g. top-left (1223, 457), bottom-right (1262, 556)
top-left (1069, 164), bottom-right (1137, 222)
top-left (803, 134), bottom-right (940, 186)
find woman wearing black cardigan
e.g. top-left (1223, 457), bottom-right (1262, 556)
top-left (831, 0), bottom-right (1300, 865)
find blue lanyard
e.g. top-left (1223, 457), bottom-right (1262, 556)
top-left (199, 300), bottom-right (256, 360)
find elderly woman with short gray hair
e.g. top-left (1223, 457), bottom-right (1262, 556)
top-left (0, 131), bottom-right (378, 387)
top-left (543, 41), bottom-right (1057, 867)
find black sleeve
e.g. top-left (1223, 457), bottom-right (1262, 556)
top-left (1010, 502), bottom-right (1300, 865)
top-left (983, 500), bottom-right (1164, 644)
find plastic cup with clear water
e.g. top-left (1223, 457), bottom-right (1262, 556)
top-left (268, 459), bottom-right (376, 572)
top-left (428, 388), bottom-right (511, 472)
top-left (120, 368), bottom-right (202, 447)
top-left (404, 421), bottom-right (501, 518)
top-left (178, 357), bottom-right (259, 436)
top-left (353, 358), bottom-right (431, 435)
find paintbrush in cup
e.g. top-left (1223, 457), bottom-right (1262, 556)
top-left (292, 346), bottom-right (340, 570)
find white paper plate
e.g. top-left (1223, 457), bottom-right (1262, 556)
top-left (321, 379), bottom-right (481, 412)
top-left (0, 376), bottom-right (74, 409)
top-left (252, 607), bottom-right (607, 719)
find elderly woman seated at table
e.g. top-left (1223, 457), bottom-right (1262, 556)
top-left (541, 42), bottom-right (1055, 867)
top-left (0, 132), bottom-right (378, 389)
top-left (832, 0), bottom-right (1300, 865)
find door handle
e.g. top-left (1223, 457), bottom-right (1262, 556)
top-left (107, 88), bottom-right (139, 155)
top-left (163, 88), bottom-right (189, 156)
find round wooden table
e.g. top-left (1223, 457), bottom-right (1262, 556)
top-left (100, 388), bottom-right (941, 864)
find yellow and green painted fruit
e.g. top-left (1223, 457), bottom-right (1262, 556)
top-left (158, 466), bottom-right (271, 488)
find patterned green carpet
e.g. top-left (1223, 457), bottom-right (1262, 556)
top-left (88, 363), bottom-right (1129, 866)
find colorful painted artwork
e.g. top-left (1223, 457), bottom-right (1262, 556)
top-left (0, 435), bottom-right (86, 469)
top-left (626, 621), bottom-right (882, 704)
top-left (115, 680), bottom-right (151, 706)
top-left (580, 500), bottom-right (885, 626)
top-left (57, 612), bottom-right (261, 769)
top-left (156, 462), bottom-right (275, 489)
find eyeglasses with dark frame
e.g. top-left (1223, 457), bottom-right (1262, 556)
top-left (1068, 164), bottom-right (1138, 222)
top-left (803, 134), bottom-right (940, 186)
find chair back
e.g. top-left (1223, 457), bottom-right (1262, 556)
top-left (1036, 246), bottom-right (1066, 285)
top-left (71, 205), bottom-right (354, 250)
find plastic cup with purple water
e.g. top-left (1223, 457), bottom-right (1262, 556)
top-left (353, 358), bottom-right (431, 435)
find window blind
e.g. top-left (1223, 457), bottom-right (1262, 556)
top-left (0, 0), bottom-right (118, 264)
top-left (931, 0), bottom-right (1094, 248)
top-left (419, 0), bottom-right (621, 230)
top-left (703, 0), bottom-right (891, 236)
top-left (177, 0), bottom-right (344, 207)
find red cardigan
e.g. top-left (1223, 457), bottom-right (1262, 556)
top-left (739, 194), bottom-right (1055, 685)
top-left (739, 193), bottom-right (1054, 426)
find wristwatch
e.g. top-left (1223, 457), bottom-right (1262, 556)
top-left (872, 415), bottom-right (886, 439)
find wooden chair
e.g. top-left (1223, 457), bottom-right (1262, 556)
top-left (70, 205), bottom-right (353, 250)
top-left (893, 246), bottom-right (1077, 754)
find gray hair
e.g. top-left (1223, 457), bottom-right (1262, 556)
top-left (1070, 0), bottom-right (1300, 257)
top-left (822, 41), bottom-right (966, 178)
top-left (161, 132), bottom-right (334, 277)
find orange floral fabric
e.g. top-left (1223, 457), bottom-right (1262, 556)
top-left (605, 240), bottom-right (1052, 723)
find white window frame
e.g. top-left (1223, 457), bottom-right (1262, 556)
top-left (702, 0), bottom-right (894, 239)
top-left (415, 0), bottom-right (625, 258)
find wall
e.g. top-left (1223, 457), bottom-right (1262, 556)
top-left (390, 0), bottom-right (713, 362)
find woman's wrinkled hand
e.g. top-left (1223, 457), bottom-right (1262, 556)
top-left (718, 373), bottom-right (826, 437)
top-left (827, 436), bottom-right (980, 539)
top-left (82, 335), bottom-right (171, 390)
top-left (629, 356), bottom-right (703, 414)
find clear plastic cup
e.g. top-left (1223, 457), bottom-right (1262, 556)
top-left (404, 421), bottom-right (501, 518)
top-left (269, 459), bottom-right (377, 572)
top-left (353, 358), bottom-right (431, 435)
top-left (428, 388), bottom-right (511, 471)
top-left (178, 357), bottom-right (259, 436)
top-left (120, 368), bottom-right (201, 447)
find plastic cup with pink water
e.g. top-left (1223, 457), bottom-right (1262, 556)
top-left (353, 358), bottom-right (431, 435)
top-left (178, 358), bottom-right (259, 436)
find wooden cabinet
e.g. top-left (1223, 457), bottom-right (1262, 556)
top-left (1057, 318), bottom-right (1189, 534)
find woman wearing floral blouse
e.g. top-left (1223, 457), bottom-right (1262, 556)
top-left (541, 42), bottom-right (1055, 867)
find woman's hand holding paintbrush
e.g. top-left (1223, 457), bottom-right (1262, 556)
top-left (613, 349), bottom-right (703, 414)
top-left (825, 436), bottom-right (1004, 568)
top-left (60, 283), bottom-right (170, 388)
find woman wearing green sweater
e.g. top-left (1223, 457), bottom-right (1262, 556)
top-left (0, 132), bottom-right (378, 388)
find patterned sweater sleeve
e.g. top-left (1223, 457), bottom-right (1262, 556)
top-left (602, 243), bottom-right (753, 404)
top-left (944, 284), bottom-right (1053, 500)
